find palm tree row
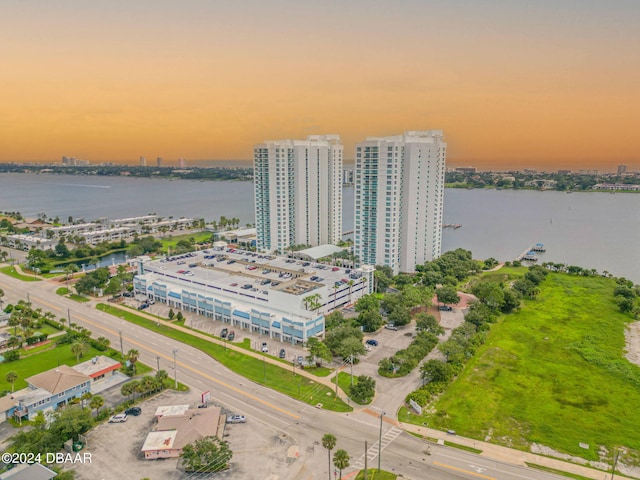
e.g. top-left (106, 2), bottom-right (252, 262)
top-left (322, 433), bottom-right (350, 480)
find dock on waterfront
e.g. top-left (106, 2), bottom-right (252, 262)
top-left (516, 243), bottom-right (546, 262)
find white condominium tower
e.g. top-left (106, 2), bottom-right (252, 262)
top-left (254, 135), bottom-right (343, 253)
top-left (354, 130), bottom-right (446, 275)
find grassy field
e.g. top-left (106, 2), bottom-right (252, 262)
top-left (159, 232), bottom-right (212, 251)
top-left (0, 266), bottom-right (41, 282)
top-left (409, 273), bottom-right (640, 461)
top-left (0, 343), bottom-right (107, 391)
top-left (96, 304), bottom-right (352, 412)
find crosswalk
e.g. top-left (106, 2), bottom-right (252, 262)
top-left (352, 426), bottom-right (403, 469)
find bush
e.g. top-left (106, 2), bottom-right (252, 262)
top-left (3, 350), bottom-right (20, 362)
top-left (44, 317), bottom-right (64, 330)
top-left (3, 304), bottom-right (13, 313)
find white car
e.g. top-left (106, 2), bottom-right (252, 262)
top-left (261, 342), bottom-right (269, 353)
top-left (109, 414), bottom-right (128, 423)
top-left (226, 415), bottom-right (246, 424)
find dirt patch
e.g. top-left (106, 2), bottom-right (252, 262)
top-left (625, 321), bottom-right (640, 366)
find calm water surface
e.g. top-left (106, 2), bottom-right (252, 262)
top-left (1, 173), bottom-right (638, 281)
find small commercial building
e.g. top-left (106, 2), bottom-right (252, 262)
top-left (1, 365), bottom-right (91, 422)
top-left (141, 406), bottom-right (222, 459)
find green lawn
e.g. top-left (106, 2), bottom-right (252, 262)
top-left (69, 294), bottom-right (90, 303)
top-left (159, 232), bottom-right (211, 250)
top-left (408, 273), bottom-right (640, 462)
top-left (96, 304), bottom-right (352, 412)
top-left (0, 343), bottom-right (108, 392)
top-left (354, 470), bottom-right (397, 480)
top-left (0, 266), bottom-right (41, 282)
top-left (56, 287), bottom-right (70, 295)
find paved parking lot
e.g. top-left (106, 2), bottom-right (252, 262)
top-left (68, 387), bottom-right (310, 480)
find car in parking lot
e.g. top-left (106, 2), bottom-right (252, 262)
top-left (279, 348), bottom-right (286, 359)
top-left (125, 407), bottom-right (141, 416)
top-left (438, 305), bottom-right (453, 311)
top-left (227, 331), bottom-right (235, 341)
top-left (226, 414), bottom-right (246, 424)
top-left (365, 339), bottom-right (379, 347)
top-left (220, 328), bottom-right (228, 339)
top-left (261, 342), bottom-right (269, 353)
top-left (137, 303), bottom-right (149, 310)
top-left (109, 413), bottom-right (128, 423)
top-left (384, 324), bottom-right (398, 331)
top-left (297, 355), bottom-right (304, 365)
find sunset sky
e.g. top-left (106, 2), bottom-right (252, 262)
top-left (1, 1), bottom-right (639, 170)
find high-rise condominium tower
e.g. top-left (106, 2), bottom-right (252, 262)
top-left (254, 135), bottom-right (343, 253)
top-left (354, 130), bottom-right (446, 275)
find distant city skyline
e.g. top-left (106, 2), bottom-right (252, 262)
top-left (1, 1), bottom-right (639, 169)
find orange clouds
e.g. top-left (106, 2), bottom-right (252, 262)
top-left (1, 2), bottom-right (639, 169)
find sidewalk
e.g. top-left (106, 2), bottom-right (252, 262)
top-left (400, 422), bottom-right (634, 480)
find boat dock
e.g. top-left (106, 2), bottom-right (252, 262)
top-left (517, 243), bottom-right (546, 262)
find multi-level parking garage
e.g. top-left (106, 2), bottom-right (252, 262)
top-left (133, 247), bottom-right (374, 343)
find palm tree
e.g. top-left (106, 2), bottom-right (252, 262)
top-left (5, 371), bottom-right (18, 393)
top-left (7, 336), bottom-right (22, 350)
top-left (121, 381), bottom-right (136, 400)
top-left (333, 449), bottom-right (350, 479)
top-left (126, 349), bottom-right (140, 373)
top-left (321, 433), bottom-right (337, 480)
top-left (89, 395), bottom-right (104, 416)
top-left (70, 340), bottom-right (89, 363)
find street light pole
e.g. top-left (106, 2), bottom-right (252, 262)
top-left (173, 349), bottom-right (178, 389)
top-left (156, 356), bottom-right (160, 371)
top-left (67, 308), bottom-right (71, 328)
top-left (378, 411), bottom-right (385, 473)
top-left (118, 329), bottom-right (124, 358)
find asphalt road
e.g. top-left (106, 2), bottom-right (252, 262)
top-left (0, 272), bottom-right (567, 480)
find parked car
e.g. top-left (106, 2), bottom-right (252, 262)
top-left (261, 342), bottom-right (269, 353)
top-left (137, 303), bottom-right (149, 310)
top-left (123, 292), bottom-right (134, 297)
top-left (438, 305), bottom-right (453, 312)
top-left (297, 355), bottom-right (304, 365)
top-left (226, 414), bottom-right (246, 424)
top-left (279, 348), bottom-right (286, 359)
top-left (227, 331), bottom-right (235, 341)
top-left (220, 328), bottom-right (229, 339)
top-left (384, 324), bottom-right (398, 331)
top-left (125, 407), bottom-right (141, 416)
top-left (109, 414), bottom-right (128, 423)
top-left (365, 339), bottom-right (379, 347)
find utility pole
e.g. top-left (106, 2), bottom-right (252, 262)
top-left (173, 349), bottom-right (178, 389)
top-left (363, 440), bottom-right (367, 480)
top-left (350, 354), bottom-right (354, 387)
top-left (118, 329), bottom-right (124, 358)
top-left (378, 411), bottom-right (385, 473)
top-left (263, 355), bottom-right (266, 383)
top-left (156, 356), bottom-right (160, 371)
top-left (67, 308), bottom-right (71, 328)
top-left (611, 449), bottom-right (620, 480)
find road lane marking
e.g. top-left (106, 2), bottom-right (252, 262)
top-left (434, 461), bottom-right (496, 479)
top-left (37, 297), bottom-right (300, 420)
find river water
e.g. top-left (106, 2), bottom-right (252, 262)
top-left (0, 173), bottom-right (638, 282)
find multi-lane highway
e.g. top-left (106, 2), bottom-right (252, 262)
top-left (0, 272), bottom-right (568, 480)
